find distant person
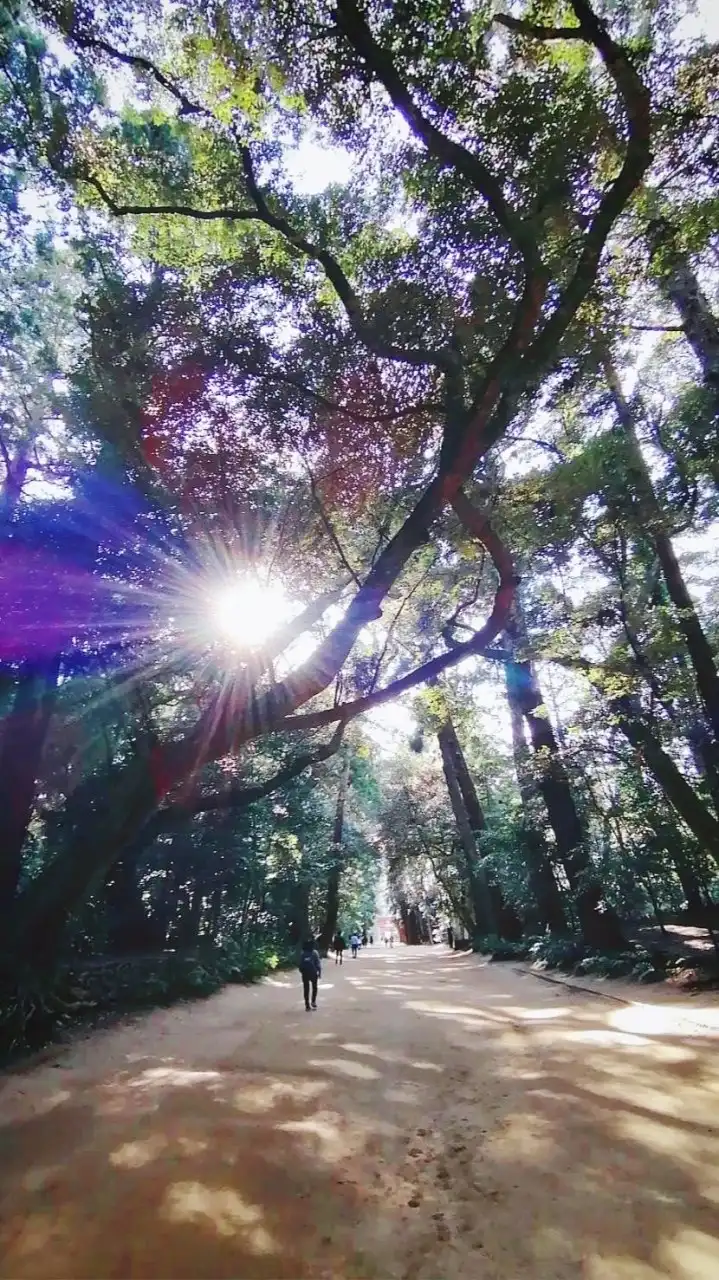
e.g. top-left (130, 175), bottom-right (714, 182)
top-left (362, 930), bottom-right (368, 947)
top-left (384, 935), bottom-right (388, 946)
top-left (350, 932), bottom-right (360, 958)
top-left (369, 933), bottom-right (374, 945)
top-left (447, 925), bottom-right (454, 950)
top-left (389, 935), bottom-right (394, 948)
top-left (334, 931), bottom-right (346, 965)
top-left (299, 937), bottom-right (321, 1011)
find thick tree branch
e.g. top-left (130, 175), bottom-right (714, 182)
top-left (495, 15), bottom-right (584, 41)
top-left (333, 0), bottom-right (535, 268)
top-left (81, 174), bottom-right (262, 223)
top-left (280, 487), bottom-right (519, 732)
top-left (151, 722), bottom-right (345, 833)
top-left (525, 0), bottom-right (651, 365)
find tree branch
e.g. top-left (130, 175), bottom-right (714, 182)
top-left (66, 26), bottom-right (215, 120)
top-left (305, 465), bottom-right (363, 586)
top-left (495, 15), bottom-right (584, 42)
top-left (60, 23), bottom-right (450, 371)
top-left (237, 143), bottom-right (450, 369)
top-left (280, 486), bottom-right (518, 732)
top-left (81, 174), bottom-right (262, 223)
top-left (333, 0), bottom-right (535, 268)
top-left (149, 723), bottom-right (345, 834)
top-left (506, 0), bottom-right (652, 379)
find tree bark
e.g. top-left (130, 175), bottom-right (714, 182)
top-left (505, 667), bottom-right (569, 934)
top-left (603, 354), bottom-right (719, 750)
top-left (437, 717), bottom-right (498, 938)
top-left (646, 216), bottom-right (719, 411)
top-left (505, 614), bottom-right (626, 950)
top-left (318, 749), bottom-right (351, 952)
top-left (0, 654), bottom-right (61, 918)
top-left (614, 694), bottom-right (719, 867)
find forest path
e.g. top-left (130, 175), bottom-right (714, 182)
top-left (1, 948), bottom-right (719, 1280)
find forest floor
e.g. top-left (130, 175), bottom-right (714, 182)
top-left (1, 948), bottom-right (718, 1280)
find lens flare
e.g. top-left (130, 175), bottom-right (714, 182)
top-left (208, 579), bottom-right (290, 649)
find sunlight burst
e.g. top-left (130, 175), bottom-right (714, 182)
top-left (208, 579), bottom-right (290, 650)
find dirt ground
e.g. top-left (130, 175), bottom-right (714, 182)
top-left (1, 947), bottom-right (718, 1280)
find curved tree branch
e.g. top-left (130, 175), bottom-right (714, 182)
top-left (495, 16), bottom-right (584, 42)
top-left (151, 722), bottom-right (346, 834)
top-left (280, 487), bottom-right (519, 732)
top-left (333, 0), bottom-right (536, 269)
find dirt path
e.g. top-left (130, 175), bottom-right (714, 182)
top-left (1, 948), bottom-right (718, 1280)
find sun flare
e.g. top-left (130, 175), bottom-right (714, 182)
top-left (208, 579), bottom-right (290, 650)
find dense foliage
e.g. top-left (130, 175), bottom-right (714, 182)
top-left (1, 0), bottom-right (718, 1053)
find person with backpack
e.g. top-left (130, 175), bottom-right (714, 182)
top-left (333, 931), bottom-right (346, 964)
top-left (299, 937), bottom-right (321, 1011)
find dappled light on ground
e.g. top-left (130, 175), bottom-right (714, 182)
top-left (1, 948), bottom-right (718, 1279)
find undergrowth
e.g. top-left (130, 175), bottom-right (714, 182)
top-left (0, 940), bottom-right (292, 1064)
top-left (472, 933), bottom-right (664, 983)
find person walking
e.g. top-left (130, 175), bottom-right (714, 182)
top-left (333, 931), bottom-right (346, 965)
top-left (350, 932), bottom-right (360, 958)
top-left (361, 930), bottom-right (368, 947)
top-left (299, 937), bottom-right (321, 1011)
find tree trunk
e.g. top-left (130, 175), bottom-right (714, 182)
top-left (615, 694), bottom-right (719, 866)
top-left (672, 852), bottom-right (707, 920)
top-left (646, 215), bottom-right (719, 411)
top-left (506, 668), bottom-right (569, 935)
top-left (438, 714), bottom-right (523, 939)
top-left (604, 354), bottom-right (719, 749)
top-left (318, 749), bottom-right (351, 952)
top-left (504, 640), bottom-right (621, 952)
top-left (10, 748), bottom-right (164, 967)
top-left (437, 718), bottom-right (498, 938)
top-left (405, 906), bottom-right (424, 945)
top-left (104, 851), bottom-right (154, 954)
top-left (506, 610), bottom-right (626, 949)
top-left (0, 654), bottom-right (61, 918)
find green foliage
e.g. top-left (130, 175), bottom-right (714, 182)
top-left (472, 935), bottom-right (529, 961)
top-left (528, 937), bottom-right (663, 983)
top-left (0, 939), bottom-right (293, 1061)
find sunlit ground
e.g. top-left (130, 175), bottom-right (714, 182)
top-left (1, 949), bottom-right (718, 1280)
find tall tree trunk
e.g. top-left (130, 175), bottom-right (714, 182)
top-left (318, 749), bottom-right (351, 952)
top-left (104, 851), bottom-right (154, 954)
top-left (506, 612), bottom-right (626, 949)
top-left (0, 654), bottom-right (61, 918)
top-left (11, 746), bottom-right (164, 967)
top-left (505, 668), bottom-right (569, 935)
top-left (604, 354), bottom-right (719, 750)
top-left (175, 881), bottom-right (204, 950)
top-left (437, 717), bottom-right (498, 938)
top-left (614, 694), bottom-right (719, 867)
top-left (646, 216), bottom-right (719, 410)
top-left (672, 852), bottom-right (707, 920)
top-left (443, 719), bottom-right (523, 940)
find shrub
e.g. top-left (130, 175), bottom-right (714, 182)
top-left (0, 939), bottom-right (294, 1063)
